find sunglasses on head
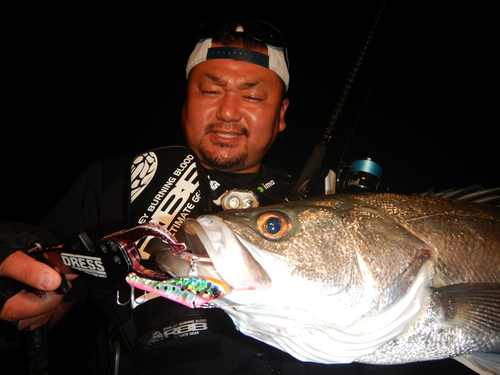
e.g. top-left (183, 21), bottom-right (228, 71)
top-left (196, 19), bottom-right (287, 49)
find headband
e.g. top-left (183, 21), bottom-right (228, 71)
top-left (186, 38), bottom-right (290, 90)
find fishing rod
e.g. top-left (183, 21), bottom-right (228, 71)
top-left (289, 0), bottom-right (388, 199)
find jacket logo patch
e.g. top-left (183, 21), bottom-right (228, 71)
top-left (147, 319), bottom-right (209, 345)
top-left (130, 152), bottom-right (158, 203)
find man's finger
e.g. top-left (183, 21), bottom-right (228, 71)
top-left (0, 251), bottom-right (61, 291)
top-left (0, 289), bottom-right (64, 323)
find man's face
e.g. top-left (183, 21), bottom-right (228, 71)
top-left (182, 57), bottom-right (289, 173)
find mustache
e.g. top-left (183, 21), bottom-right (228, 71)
top-left (204, 123), bottom-right (248, 136)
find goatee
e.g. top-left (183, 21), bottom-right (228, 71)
top-left (198, 123), bottom-right (249, 172)
top-left (198, 144), bottom-right (248, 172)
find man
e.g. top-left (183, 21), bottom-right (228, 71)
top-left (1, 19), bottom-right (317, 374)
top-left (182, 28), bottom-right (289, 174)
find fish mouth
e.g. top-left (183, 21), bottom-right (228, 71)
top-left (156, 216), bottom-right (271, 291)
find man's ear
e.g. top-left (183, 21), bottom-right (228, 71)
top-left (278, 98), bottom-right (289, 132)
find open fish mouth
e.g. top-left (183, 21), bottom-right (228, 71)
top-left (156, 217), bottom-right (272, 292)
top-left (127, 216), bottom-right (271, 309)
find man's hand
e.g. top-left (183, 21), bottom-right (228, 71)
top-left (0, 251), bottom-right (71, 330)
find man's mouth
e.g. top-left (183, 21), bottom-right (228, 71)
top-left (206, 124), bottom-right (248, 140)
top-left (215, 132), bottom-right (241, 139)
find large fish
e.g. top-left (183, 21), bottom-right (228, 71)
top-left (152, 193), bottom-right (500, 374)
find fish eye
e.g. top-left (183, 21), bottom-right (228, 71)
top-left (256, 212), bottom-right (291, 240)
top-left (265, 217), bottom-right (281, 234)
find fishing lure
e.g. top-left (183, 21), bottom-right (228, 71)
top-left (126, 273), bottom-right (228, 308)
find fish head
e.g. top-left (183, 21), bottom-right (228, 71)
top-left (212, 197), bottom-right (360, 294)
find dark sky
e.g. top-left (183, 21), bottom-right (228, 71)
top-left (5, 1), bottom-right (499, 223)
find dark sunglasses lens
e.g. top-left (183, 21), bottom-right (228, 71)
top-left (196, 18), bottom-right (229, 39)
top-left (242, 21), bottom-right (285, 47)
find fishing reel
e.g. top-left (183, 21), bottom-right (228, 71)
top-left (336, 158), bottom-right (383, 193)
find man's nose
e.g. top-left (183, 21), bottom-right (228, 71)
top-left (216, 93), bottom-right (242, 122)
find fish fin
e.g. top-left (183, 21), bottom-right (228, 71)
top-left (454, 352), bottom-right (500, 375)
top-left (432, 283), bottom-right (500, 333)
top-left (414, 185), bottom-right (500, 206)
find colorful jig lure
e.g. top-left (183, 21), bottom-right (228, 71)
top-left (126, 273), bottom-right (229, 308)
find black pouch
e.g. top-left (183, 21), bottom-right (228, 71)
top-left (119, 297), bottom-right (291, 375)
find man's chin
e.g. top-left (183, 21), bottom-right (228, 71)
top-left (205, 159), bottom-right (246, 172)
top-left (199, 150), bottom-right (247, 172)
